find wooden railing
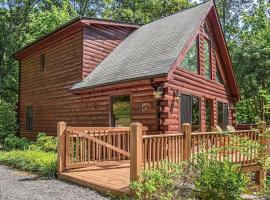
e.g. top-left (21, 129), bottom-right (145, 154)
top-left (57, 121), bottom-right (268, 185)
top-left (57, 122), bottom-right (147, 171)
top-left (130, 122), bottom-right (268, 183)
top-left (142, 133), bottom-right (185, 170)
top-left (190, 130), bottom-right (260, 165)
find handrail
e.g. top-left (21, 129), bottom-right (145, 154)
top-left (142, 132), bottom-right (184, 139)
top-left (67, 126), bottom-right (148, 132)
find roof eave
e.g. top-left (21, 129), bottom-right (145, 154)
top-left (69, 73), bottom-right (168, 94)
top-left (14, 17), bottom-right (141, 60)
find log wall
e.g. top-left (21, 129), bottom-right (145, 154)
top-left (160, 18), bottom-right (236, 133)
top-left (82, 25), bottom-right (135, 78)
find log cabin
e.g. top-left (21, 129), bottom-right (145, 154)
top-left (14, 0), bottom-right (239, 139)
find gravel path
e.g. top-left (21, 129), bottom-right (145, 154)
top-left (0, 165), bottom-right (110, 200)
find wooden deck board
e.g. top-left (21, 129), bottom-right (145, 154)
top-left (59, 160), bottom-right (131, 195)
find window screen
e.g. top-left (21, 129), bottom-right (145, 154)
top-left (206, 99), bottom-right (213, 131)
top-left (112, 95), bottom-right (131, 127)
top-left (217, 102), bottom-right (229, 130)
top-left (180, 95), bottom-right (200, 131)
top-left (26, 106), bottom-right (33, 130)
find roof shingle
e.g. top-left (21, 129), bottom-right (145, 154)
top-left (71, 1), bottom-right (212, 90)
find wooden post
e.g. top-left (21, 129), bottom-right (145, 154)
top-left (130, 122), bottom-right (143, 182)
top-left (57, 122), bottom-right (67, 174)
top-left (256, 121), bottom-right (267, 186)
top-left (183, 123), bottom-right (192, 161)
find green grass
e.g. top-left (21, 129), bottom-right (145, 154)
top-left (0, 150), bottom-right (57, 177)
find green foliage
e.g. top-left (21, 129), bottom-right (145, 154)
top-left (35, 132), bottom-right (57, 152)
top-left (194, 155), bottom-right (248, 200)
top-left (103, 0), bottom-right (192, 24)
top-left (0, 100), bottom-right (17, 145)
top-left (0, 149), bottom-right (57, 177)
top-left (130, 161), bottom-right (182, 200)
top-left (3, 134), bottom-right (31, 150)
top-left (3, 132), bottom-right (57, 152)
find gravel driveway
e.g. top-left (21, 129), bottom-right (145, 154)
top-left (0, 165), bottom-right (110, 200)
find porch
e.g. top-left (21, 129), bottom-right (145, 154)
top-left (57, 122), bottom-right (268, 196)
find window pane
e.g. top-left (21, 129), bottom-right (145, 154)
top-left (218, 102), bottom-right (224, 129)
top-left (40, 54), bottom-right (46, 72)
top-left (216, 65), bottom-right (224, 84)
top-left (181, 95), bottom-right (192, 124)
top-left (26, 106), bottom-right (33, 130)
top-left (204, 23), bottom-right (210, 36)
top-left (192, 96), bottom-right (200, 131)
top-left (180, 95), bottom-right (200, 131)
top-left (223, 103), bottom-right (229, 127)
top-left (206, 99), bottom-right (213, 131)
top-left (204, 40), bottom-right (211, 79)
top-left (182, 40), bottom-right (198, 73)
top-left (112, 96), bottom-right (130, 127)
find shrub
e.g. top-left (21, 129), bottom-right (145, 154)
top-left (3, 134), bottom-right (31, 150)
top-left (130, 161), bottom-right (182, 200)
top-left (194, 155), bottom-right (248, 200)
top-left (0, 149), bottom-right (57, 177)
top-left (35, 132), bottom-right (57, 152)
top-left (0, 100), bottom-right (17, 145)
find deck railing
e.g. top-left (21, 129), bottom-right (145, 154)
top-left (130, 122), bottom-right (268, 182)
top-left (57, 121), bottom-right (268, 185)
top-left (57, 123), bottom-right (147, 171)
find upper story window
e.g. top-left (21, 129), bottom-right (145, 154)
top-left (40, 53), bottom-right (46, 72)
top-left (26, 106), bottom-right (33, 130)
top-left (216, 55), bottom-right (224, 84)
top-left (181, 38), bottom-right (198, 74)
top-left (204, 39), bottom-right (211, 79)
top-left (203, 23), bottom-right (210, 37)
top-left (216, 66), bottom-right (224, 84)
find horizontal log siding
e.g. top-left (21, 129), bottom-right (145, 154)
top-left (161, 22), bottom-right (234, 132)
top-left (20, 29), bottom-right (84, 139)
top-left (82, 25), bottom-right (135, 78)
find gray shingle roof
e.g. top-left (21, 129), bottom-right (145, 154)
top-left (71, 1), bottom-right (211, 90)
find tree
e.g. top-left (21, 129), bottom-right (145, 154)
top-left (103, 0), bottom-right (193, 24)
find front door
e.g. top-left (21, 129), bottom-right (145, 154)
top-left (111, 95), bottom-right (131, 127)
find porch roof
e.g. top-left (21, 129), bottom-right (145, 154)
top-left (71, 1), bottom-right (212, 91)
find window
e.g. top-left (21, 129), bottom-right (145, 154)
top-left (111, 95), bottom-right (131, 127)
top-left (204, 23), bottom-right (210, 36)
top-left (180, 95), bottom-right (200, 131)
top-left (216, 67), bottom-right (224, 84)
top-left (204, 39), bottom-right (211, 79)
top-left (216, 57), bottom-right (224, 84)
top-left (181, 39), bottom-right (198, 74)
top-left (26, 106), bottom-right (33, 130)
top-left (217, 102), bottom-right (229, 130)
top-left (40, 54), bottom-right (46, 72)
top-left (206, 99), bottom-right (213, 131)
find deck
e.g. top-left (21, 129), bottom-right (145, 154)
top-left (58, 160), bottom-right (131, 195)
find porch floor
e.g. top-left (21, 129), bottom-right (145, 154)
top-left (58, 160), bottom-right (131, 195)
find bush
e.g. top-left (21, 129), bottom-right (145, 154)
top-left (0, 100), bottom-right (17, 145)
top-left (0, 149), bottom-right (57, 177)
top-left (35, 132), bottom-right (57, 152)
top-left (194, 155), bottom-right (248, 200)
top-left (130, 161), bottom-right (182, 200)
top-left (4, 134), bottom-right (31, 150)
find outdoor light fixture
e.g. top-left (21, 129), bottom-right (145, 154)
top-left (153, 87), bottom-right (163, 99)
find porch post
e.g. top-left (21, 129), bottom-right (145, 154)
top-left (256, 121), bottom-right (267, 186)
top-left (130, 122), bottom-right (143, 182)
top-left (57, 121), bottom-right (67, 175)
top-left (182, 123), bottom-right (192, 161)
